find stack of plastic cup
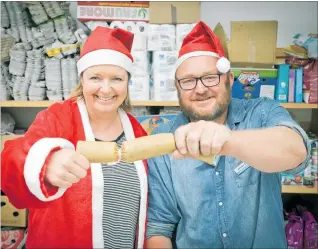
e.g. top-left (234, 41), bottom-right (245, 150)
top-left (45, 58), bottom-right (63, 101)
top-left (26, 2), bottom-right (48, 25)
top-left (42, 2), bottom-right (64, 19)
top-left (1, 2), bottom-right (10, 28)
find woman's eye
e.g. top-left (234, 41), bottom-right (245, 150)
top-left (90, 76), bottom-right (99, 80)
top-left (113, 78), bottom-right (123, 81)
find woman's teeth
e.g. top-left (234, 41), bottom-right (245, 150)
top-left (97, 96), bottom-right (114, 101)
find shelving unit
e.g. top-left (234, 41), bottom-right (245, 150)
top-left (1, 100), bottom-right (317, 108)
top-left (282, 185), bottom-right (318, 194)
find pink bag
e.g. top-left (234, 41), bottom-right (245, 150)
top-left (297, 205), bottom-right (318, 249)
top-left (303, 60), bottom-right (318, 104)
top-left (285, 211), bottom-right (304, 249)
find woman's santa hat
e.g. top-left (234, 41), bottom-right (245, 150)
top-left (175, 21), bottom-right (230, 74)
top-left (77, 26), bottom-right (134, 75)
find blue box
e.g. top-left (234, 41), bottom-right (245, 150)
top-left (135, 115), bottom-right (178, 134)
top-left (275, 64), bottom-right (290, 103)
top-left (232, 69), bottom-right (277, 100)
top-left (295, 68), bottom-right (303, 103)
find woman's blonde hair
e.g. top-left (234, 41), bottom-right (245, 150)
top-left (68, 73), bottom-right (132, 113)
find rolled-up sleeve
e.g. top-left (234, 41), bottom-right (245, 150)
top-left (146, 130), bottom-right (180, 239)
top-left (262, 98), bottom-right (311, 174)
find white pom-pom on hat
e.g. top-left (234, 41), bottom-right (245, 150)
top-left (216, 57), bottom-right (231, 73)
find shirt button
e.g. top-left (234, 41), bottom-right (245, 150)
top-left (215, 171), bottom-right (219, 176)
top-left (222, 233), bottom-right (227, 238)
top-left (219, 202), bottom-right (223, 206)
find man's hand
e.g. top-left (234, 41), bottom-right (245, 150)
top-left (45, 148), bottom-right (90, 188)
top-left (172, 120), bottom-right (232, 159)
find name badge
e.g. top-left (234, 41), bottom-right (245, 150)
top-left (234, 162), bottom-right (250, 175)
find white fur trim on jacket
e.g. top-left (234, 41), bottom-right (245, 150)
top-left (24, 138), bottom-right (75, 202)
top-left (77, 99), bottom-right (147, 248)
top-left (77, 49), bottom-right (133, 75)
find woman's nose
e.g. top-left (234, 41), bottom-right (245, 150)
top-left (99, 79), bottom-right (112, 92)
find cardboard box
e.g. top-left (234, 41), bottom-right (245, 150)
top-left (281, 172), bottom-right (304, 185)
top-left (1, 135), bottom-right (23, 152)
top-left (1, 228), bottom-right (26, 249)
top-left (135, 115), bottom-right (177, 134)
top-left (275, 64), bottom-right (290, 103)
top-left (229, 21), bottom-right (278, 68)
top-left (231, 68), bottom-right (277, 100)
top-left (149, 2), bottom-right (200, 24)
top-left (1, 196), bottom-right (27, 227)
top-left (295, 68), bottom-right (303, 103)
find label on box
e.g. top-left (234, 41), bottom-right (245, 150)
top-left (77, 1), bottom-right (149, 22)
top-left (260, 85), bottom-right (275, 99)
top-left (238, 72), bottom-right (260, 85)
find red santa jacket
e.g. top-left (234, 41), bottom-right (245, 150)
top-left (1, 99), bottom-right (148, 248)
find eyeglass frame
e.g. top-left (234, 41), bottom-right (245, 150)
top-left (175, 72), bottom-right (225, 91)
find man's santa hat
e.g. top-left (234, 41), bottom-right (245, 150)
top-left (77, 26), bottom-right (134, 75)
top-left (175, 21), bottom-right (230, 74)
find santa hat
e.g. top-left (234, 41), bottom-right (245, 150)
top-left (77, 26), bottom-right (134, 76)
top-left (175, 21), bottom-right (230, 74)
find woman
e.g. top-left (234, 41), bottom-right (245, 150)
top-left (1, 27), bottom-right (148, 248)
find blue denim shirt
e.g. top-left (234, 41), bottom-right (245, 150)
top-left (146, 97), bottom-right (311, 249)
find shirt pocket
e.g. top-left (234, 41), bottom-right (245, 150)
top-left (228, 158), bottom-right (261, 188)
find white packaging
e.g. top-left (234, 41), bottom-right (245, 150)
top-left (132, 51), bottom-right (149, 76)
top-left (153, 69), bottom-right (178, 101)
top-left (85, 21), bottom-right (109, 31)
top-left (132, 34), bottom-right (147, 51)
top-left (132, 22), bottom-right (148, 51)
top-left (176, 23), bottom-right (196, 51)
top-left (123, 21), bottom-right (137, 33)
top-left (109, 21), bottom-right (124, 29)
top-left (152, 51), bottom-right (178, 69)
top-left (129, 75), bottom-right (150, 101)
top-left (148, 24), bottom-right (176, 51)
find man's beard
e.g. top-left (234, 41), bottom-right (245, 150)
top-left (178, 77), bottom-right (231, 122)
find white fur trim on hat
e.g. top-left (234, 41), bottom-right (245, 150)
top-left (77, 49), bottom-right (133, 75)
top-left (174, 51), bottom-right (230, 74)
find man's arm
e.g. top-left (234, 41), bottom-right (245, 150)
top-left (146, 236), bottom-right (173, 249)
top-left (173, 98), bottom-right (310, 174)
top-left (220, 98), bottom-right (310, 173)
top-left (221, 125), bottom-right (308, 173)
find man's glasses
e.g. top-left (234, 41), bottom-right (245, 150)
top-left (176, 73), bottom-right (223, 90)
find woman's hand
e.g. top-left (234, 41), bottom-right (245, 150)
top-left (44, 148), bottom-right (90, 188)
top-left (172, 120), bottom-right (232, 159)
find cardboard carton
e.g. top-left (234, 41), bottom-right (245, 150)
top-left (149, 2), bottom-right (200, 24)
top-left (229, 21), bottom-right (278, 68)
top-left (1, 196), bottom-right (27, 228)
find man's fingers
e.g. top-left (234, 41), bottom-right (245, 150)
top-left (200, 127), bottom-right (215, 156)
top-left (186, 130), bottom-right (202, 157)
top-left (211, 126), bottom-right (231, 155)
top-left (175, 125), bottom-right (190, 155)
top-left (171, 150), bottom-right (186, 160)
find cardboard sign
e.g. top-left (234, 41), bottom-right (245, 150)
top-left (77, 1), bottom-right (149, 22)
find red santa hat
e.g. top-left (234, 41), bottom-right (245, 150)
top-left (77, 26), bottom-right (134, 75)
top-left (175, 21), bottom-right (230, 74)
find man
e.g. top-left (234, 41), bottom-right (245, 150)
top-left (146, 21), bottom-right (310, 248)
